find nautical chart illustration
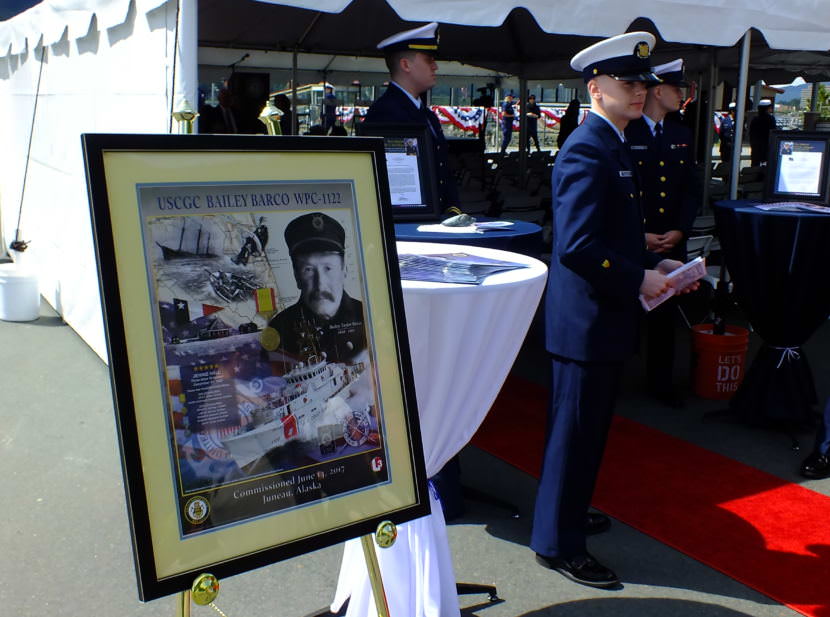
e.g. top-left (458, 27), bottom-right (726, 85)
top-left (138, 182), bottom-right (389, 536)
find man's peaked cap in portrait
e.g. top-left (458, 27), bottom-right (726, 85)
top-left (284, 212), bottom-right (345, 257)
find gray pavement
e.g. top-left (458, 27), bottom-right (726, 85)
top-left (2, 298), bottom-right (828, 617)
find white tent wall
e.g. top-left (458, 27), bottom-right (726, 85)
top-left (0, 0), bottom-right (197, 361)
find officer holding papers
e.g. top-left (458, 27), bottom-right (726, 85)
top-left (530, 32), bottom-right (698, 589)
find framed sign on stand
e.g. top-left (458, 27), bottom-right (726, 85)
top-left (355, 123), bottom-right (442, 222)
top-left (82, 134), bottom-right (428, 603)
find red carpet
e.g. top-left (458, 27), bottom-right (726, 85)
top-left (471, 377), bottom-right (830, 617)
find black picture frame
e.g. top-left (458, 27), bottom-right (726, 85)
top-left (764, 130), bottom-right (830, 205)
top-left (355, 123), bottom-right (442, 222)
top-left (81, 133), bottom-right (429, 601)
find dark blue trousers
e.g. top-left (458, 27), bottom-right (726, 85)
top-left (531, 355), bottom-right (623, 558)
top-left (813, 397), bottom-right (830, 455)
top-left (501, 127), bottom-right (513, 153)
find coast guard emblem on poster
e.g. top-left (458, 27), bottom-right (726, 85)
top-left (184, 496), bottom-right (210, 524)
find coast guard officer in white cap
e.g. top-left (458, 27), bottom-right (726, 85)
top-left (625, 58), bottom-right (699, 408)
top-left (750, 98), bottom-right (777, 166)
top-left (531, 32), bottom-right (696, 589)
top-left (364, 22), bottom-right (458, 213)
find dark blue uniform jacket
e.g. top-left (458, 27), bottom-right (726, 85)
top-left (546, 112), bottom-right (662, 363)
top-left (364, 84), bottom-right (458, 210)
top-left (625, 117), bottom-right (697, 257)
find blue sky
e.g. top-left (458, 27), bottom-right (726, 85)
top-left (1, 0), bottom-right (40, 21)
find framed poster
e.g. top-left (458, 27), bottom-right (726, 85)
top-left (355, 123), bottom-right (442, 222)
top-left (82, 134), bottom-right (428, 601)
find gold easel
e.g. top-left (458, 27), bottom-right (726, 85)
top-left (359, 520), bottom-right (397, 617)
top-left (176, 572), bottom-right (221, 617)
top-left (175, 521), bottom-right (397, 617)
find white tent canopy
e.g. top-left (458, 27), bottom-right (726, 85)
top-left (3, 0), bottom-right (830, 359)
top-left (259, 0), bottom-right (830, 50)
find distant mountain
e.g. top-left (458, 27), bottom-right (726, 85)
top-left (779, 84), bottom-right (808, 101)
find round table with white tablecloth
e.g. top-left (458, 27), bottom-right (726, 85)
top-left (331, 241), bottom-right (547, 617)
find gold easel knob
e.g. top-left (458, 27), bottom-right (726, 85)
top-left (191, 573), bottom-right (220, 606)
top-left (172, 99), bottom-right (198, 134)
top-left (375, 520), bottom-right (397, 548)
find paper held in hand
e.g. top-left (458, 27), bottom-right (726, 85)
top-left (639, 256), bottom-right (707, 312)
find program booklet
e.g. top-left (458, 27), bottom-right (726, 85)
top-left (398, 252), bottom-right (528, 284)
top-left (639, 256), bottom-right (707, 312)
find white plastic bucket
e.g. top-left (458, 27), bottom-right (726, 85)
top-left (0, 263), bottom-right (40, 322)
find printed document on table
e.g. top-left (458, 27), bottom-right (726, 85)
top-left (775, 141), bottom-right (824, 195)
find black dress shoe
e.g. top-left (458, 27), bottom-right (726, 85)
top-left (800, 452), bottom-right (830, 479)
top-left (586, 512), bottom-right (611, 535)
top-left (535, 552), bottom-right (620, 589)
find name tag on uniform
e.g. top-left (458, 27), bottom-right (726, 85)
top-left (630, 145), bottom-right (648, 150)
top-left (670, 143), bottom-right (689, 149)
top-left (619, 170), bottom-right (633, 178)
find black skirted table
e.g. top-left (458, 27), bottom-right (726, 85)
top-left (714, 200), bottom-right (830, 426)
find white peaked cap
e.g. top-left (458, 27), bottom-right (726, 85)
top-left (377, 22), bottom-right (439, 52)
top-left (570, 31), bottom-right (659, 83)
top-left (653, 59), bottom-right (683, 75)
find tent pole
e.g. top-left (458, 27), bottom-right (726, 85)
top-left (730, 30), bottom-right (752, 199)
top-left (292, 48), bottom-right (299, 134)
top-left (693, 70), bottom-right (703, 160)
top-left (701, 51), bottom-right (717, 214)
top-left (519, 76), bottom-right (527, 184)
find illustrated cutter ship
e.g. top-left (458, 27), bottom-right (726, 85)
top-left (221, 356), bottom-right (362, 469)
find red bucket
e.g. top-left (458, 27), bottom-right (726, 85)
top-left (690, 324), bottom-right (750, 400)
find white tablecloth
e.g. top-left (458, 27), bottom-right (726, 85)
top-left (331, 242), bottom-right (547, 617)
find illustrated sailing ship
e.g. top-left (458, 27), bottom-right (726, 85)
top-left (157, 219), bottom-right (217, 259)
top-left (206, 269), bottom-right (258, 303)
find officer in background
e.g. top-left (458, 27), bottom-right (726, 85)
top-left (625, 59), bottom-right (699, 408)
top-left (365, 22), bottom-right (464, 519)
top-left (531, 32), bottom-right (698, 589)
top-left (525, 93), bottom-right (542, 152)
top-left (364, 22), bottom-right (459, 213)
top-left (500, 93), bottom-right (516, 154)
top-left (320, 85), bottom-right (338, 134)
top-left (749, 98), bottom-right (777, 166)
top-left (719, 102), bottom-right (736, 166)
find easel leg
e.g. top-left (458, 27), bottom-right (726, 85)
top-left (176, 590), bottom-right (191, 617)
top-left (360, 534), bottom-right (391, 617)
